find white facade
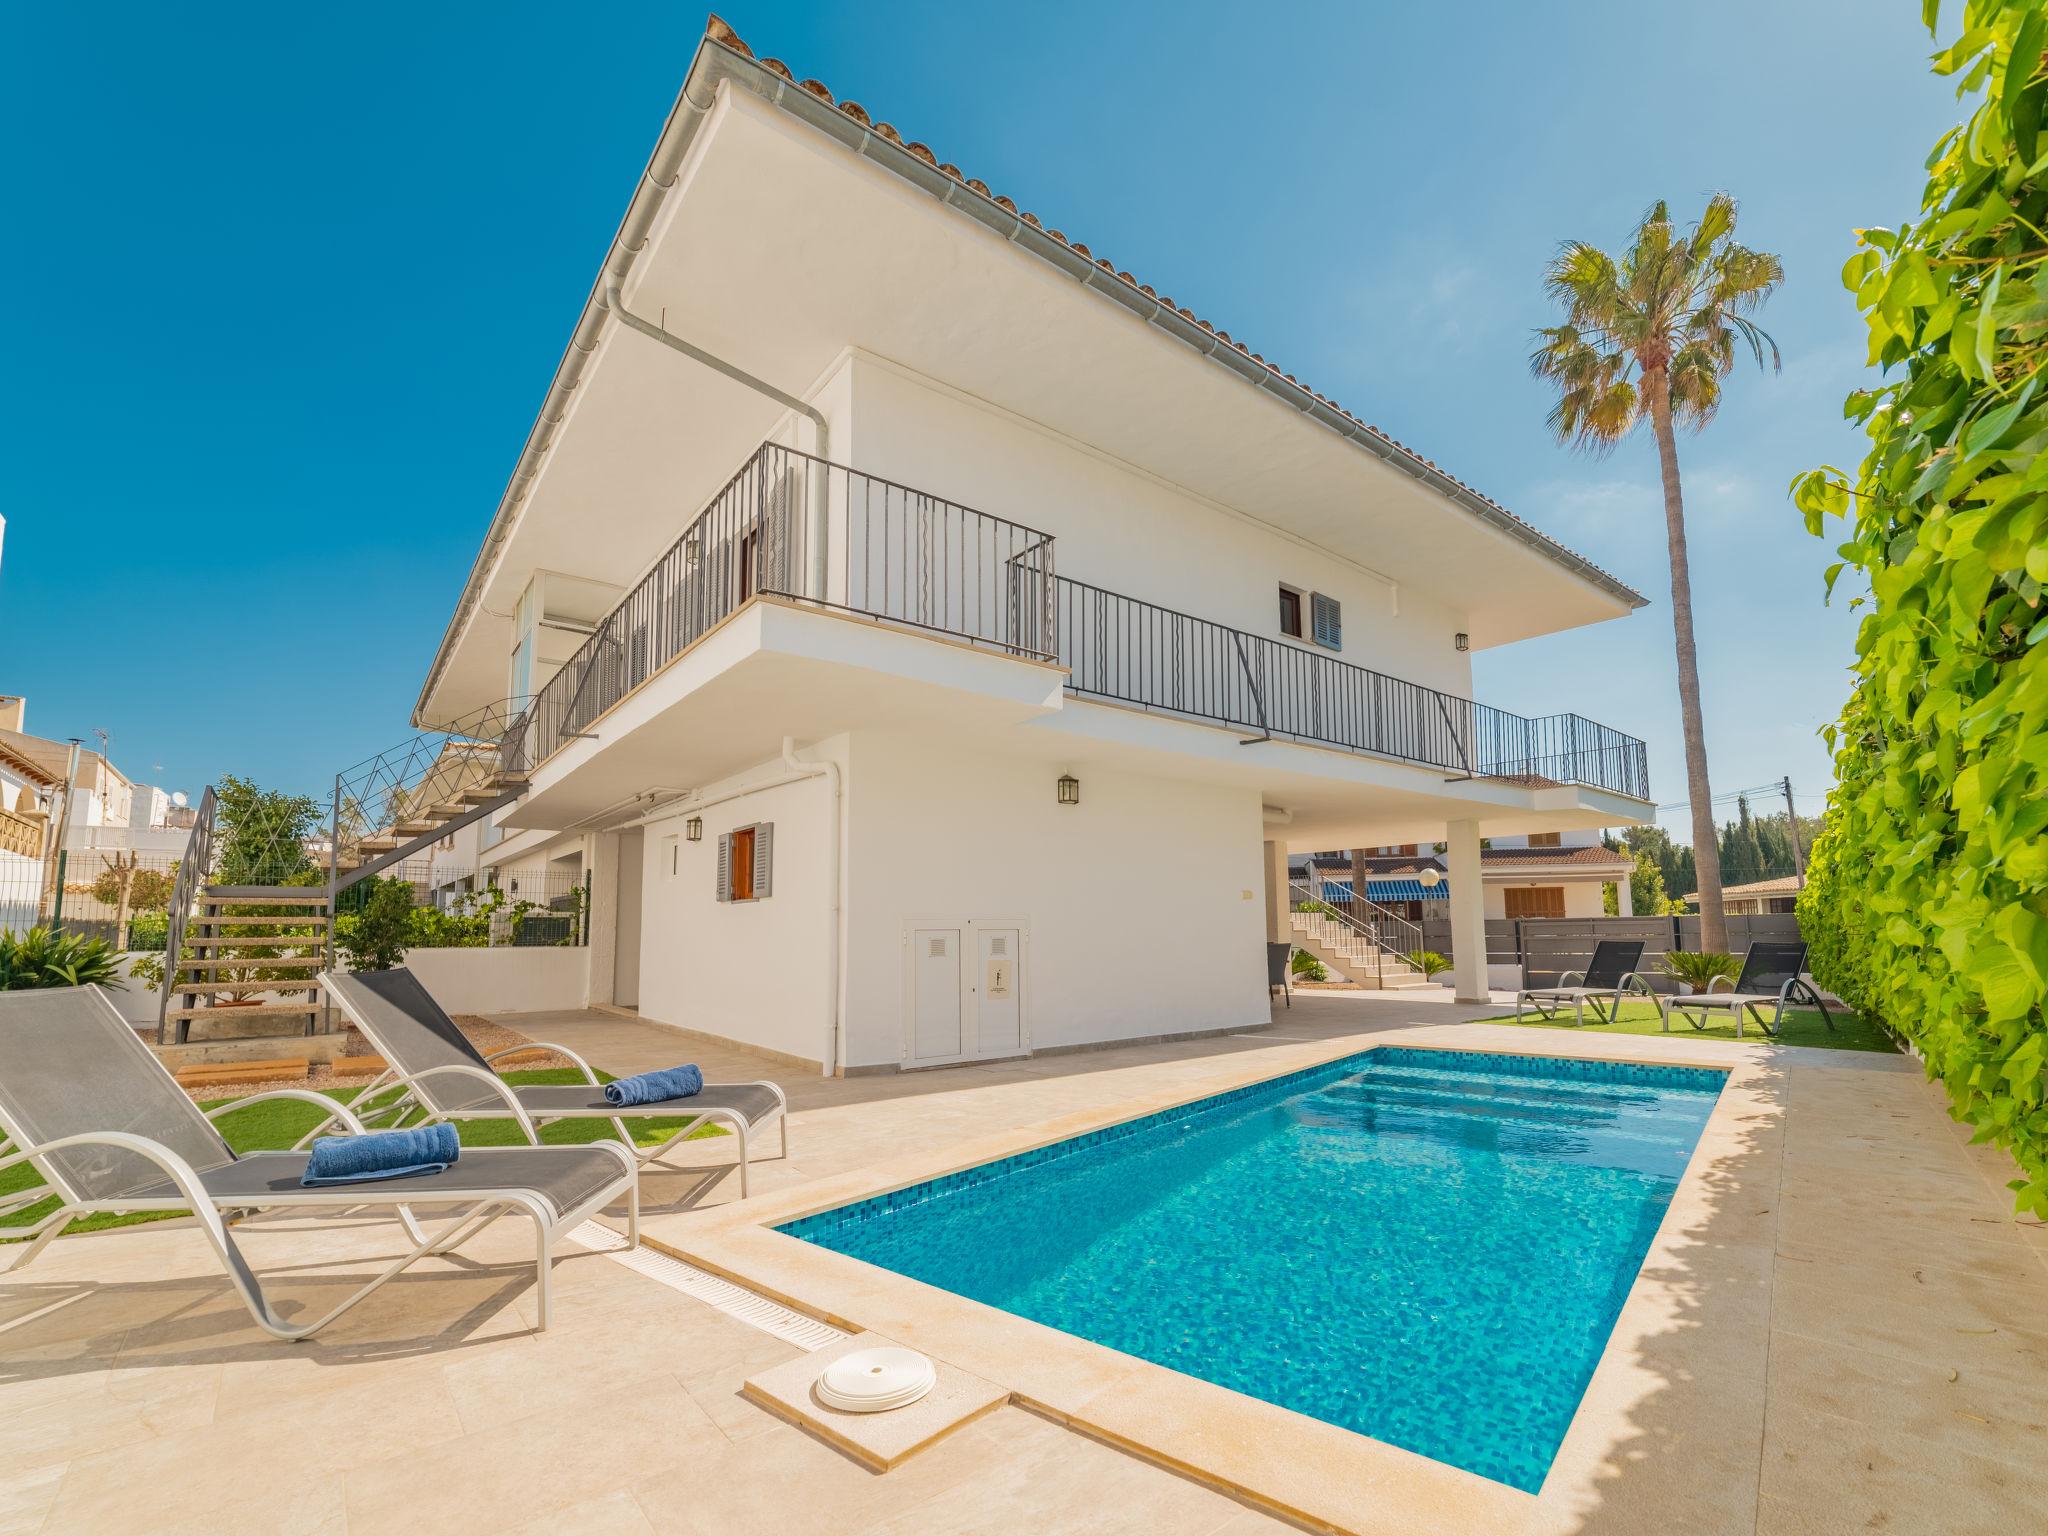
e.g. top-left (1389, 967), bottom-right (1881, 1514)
top-left (411, 26), bottom-right (1655, 1062)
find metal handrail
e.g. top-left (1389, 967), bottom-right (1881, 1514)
top-left (1288, 874), bottom-right (1424, 983)
top-left (1054, 575), bottom-right (1649, 799)
top-left (510, 440), bottom-right (1059, 773)
top-left (155, 786), bottom-right (217, 1044)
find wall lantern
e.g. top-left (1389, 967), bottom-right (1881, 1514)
top-left (686, 816), bottom-right (704, 841)
top-left (1056, 774), bottom-right (1081, 806)
top-left (1453, 632), bottom-right (1470, 652)
top-left (683, 533), bottom-right (702, 568)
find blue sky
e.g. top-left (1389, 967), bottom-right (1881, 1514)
top-left (0, 2), bottom-right (1963, 838)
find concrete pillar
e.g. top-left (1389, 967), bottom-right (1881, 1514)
top-left (1262, 839), bottom-right (1290, 944)
top-left (1445, 819), bottom-right (1489, 1003)
top-left (1616, 871), bottom-right (1634, 916)
top-left (585, 830), bottom-right (620, 1008)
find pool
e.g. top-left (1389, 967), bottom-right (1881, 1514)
top-left (780, 1046), bottom-right (1725, 1492)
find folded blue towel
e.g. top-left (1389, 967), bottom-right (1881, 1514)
top-left (603, 1064), bottom-right (704, 1107)
top-left (301, 1124), bottom-right (460, 1186)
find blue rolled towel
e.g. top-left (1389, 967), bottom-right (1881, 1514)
top-left (301, 1123), bottom-right (460, 1186)
top-left (604, 1064), bottom-right (703, 1107)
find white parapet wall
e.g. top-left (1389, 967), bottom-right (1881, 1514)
top-left (403, 946), bottom-right (591, 1016)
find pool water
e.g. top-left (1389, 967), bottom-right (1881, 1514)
top-left (781, 1047), bottom-right (1724, 1492)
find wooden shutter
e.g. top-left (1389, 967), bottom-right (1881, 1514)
top-left (715, 833), bottom-right (731, 901)
top-left (1310, 593), bottom-right (1342, 650)
top-left (1505, 886), bottom-right (1566, 919)
top-left (753, 821), bottom-right (773, 898)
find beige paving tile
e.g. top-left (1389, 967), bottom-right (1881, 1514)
top-left (0, 1462), bottom-right (67, 1536)
top-left (342, 1372), bottom-right (717, 1535)
top-left (1763, 1328), bottom-right (2048, 1467)
top-left (1758, 1400), bottom-right (2044, 1534)
top-left (41, 1364), bottom-right (464, 1533)
top-left (511, 1488), bottom-right (660, 1536)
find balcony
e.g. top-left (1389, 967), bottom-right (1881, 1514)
top-left (504, 444), bottom-right (1648, 805)
top-left (1053, 579), bottom-right (1649, 800)
top-left (508, 442), bottom-right (1058, 771)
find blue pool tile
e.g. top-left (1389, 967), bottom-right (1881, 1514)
top-left (781, 1047), bottom-right (1725, 1492)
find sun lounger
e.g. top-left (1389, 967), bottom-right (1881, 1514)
top-left (1660, 939), bottom-right (1833, 1039)
top-left (1513, 939), bottom-right (1654, 1025)
top-left (324, 968), bottom-right (786, 1196)
top-left (0, 985), bottom-right (637, 1338)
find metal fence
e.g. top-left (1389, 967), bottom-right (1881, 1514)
top-left (335, 862), bottom-right (589, 947)
top-left (1416, 913), bottom-right (1805, 988)
top-left (1055, 577), bottom-right (1651, 800)
top-left (0, 848), bottom-right (182, 950)
top-left (508, 440), bottom-right (1059, 772)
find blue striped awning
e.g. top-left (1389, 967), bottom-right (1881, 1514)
top-left (1316, 879), bottom-right (1449, 903)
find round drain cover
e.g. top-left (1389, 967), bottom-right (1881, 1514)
top-left (815, 1347), bottom-right (937, 1413)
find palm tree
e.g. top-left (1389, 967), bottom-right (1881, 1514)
top-left (1531, 195), bottom-right (1781, 952)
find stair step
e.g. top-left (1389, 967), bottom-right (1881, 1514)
top-left (201, 889), bottom-right (330, 904)
top-left (192, 921), bottom-right (331, 933)
top-left (175, 978), bottom-right (321, 997)
top-left (187, 935), bottom-right (322, 948)
top-left (356, 837), bottom-right (401, 853)
top-left (166, 1002), bottom-right (325, 1023)
top-left (393, 819), bottom-right (440, 835)
top-left (178, 955), bottom-right (324, 971)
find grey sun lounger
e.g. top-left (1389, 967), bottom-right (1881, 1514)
top-left (0, 985), bottom-right (637, 1338)
top-left (1513, 939), bottom-right (1655, 1025)
top-left (324, 968), bottom-right (787, 1196)
top-left (1661, 940), bottom-right (1834, 1039)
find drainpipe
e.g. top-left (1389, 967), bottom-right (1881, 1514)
top-left (602, 285), bottom-right (832, 602)
top-left (779, 737), bottom-right (844, 1079)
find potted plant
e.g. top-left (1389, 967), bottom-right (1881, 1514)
top-left (1404, 949), bottom-right (1454, 984)
top-left (1662, 950), bottom-right (1740, 995)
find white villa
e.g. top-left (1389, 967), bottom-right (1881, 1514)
top-left (415, 20), bottom-right (1652, 1073)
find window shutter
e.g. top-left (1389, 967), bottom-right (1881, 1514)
top-left (715, 833), bottom-right (731, 901)
top-left (1310, 593), bottom-right (1342, 651)
top-left (753, 821), bottom-right (773, 898)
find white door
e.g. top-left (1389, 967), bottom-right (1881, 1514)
top-left (974, 926), bottom-right (1021, 1056)
top-left (613, 828), bottom-right (644, 1008)
top-left (910, 927), bottom-right (963, 1062)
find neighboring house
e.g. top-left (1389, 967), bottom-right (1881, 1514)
top-left (411, 18), bottom-right (1653, 1070)
top-left (1681, 875), bottom-right (1801, 915)
top-left (0, 736), bottom-right (58, 931)
top-left (1297, 830), bottom-right (1635, 921)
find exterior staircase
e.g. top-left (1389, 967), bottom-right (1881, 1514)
top-left (1287, 878), bottom-right (1435, 990)
top-left (154, 701), bottom-right (534, 1046)
top-left (163, 889), bottom-right (332, 1043)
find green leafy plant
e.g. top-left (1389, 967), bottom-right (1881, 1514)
top-left (1290, 950), bottom-right (1329, 982)
top-left (1662, 950), bottom-right (1741, 993)
top-left (0, 926), bottom-right (125, 990)
top-left (212, 775), bottom-right (318, 887)
top-left (338, 877), bottom-right (414, 972)
top-left (1405, 949), bottom-right (1453, 980)
top-left (1789, 2), bottom-right (2048, 1217)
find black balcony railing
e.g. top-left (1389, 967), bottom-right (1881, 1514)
top-left (509, 442), bottom-right (1057, 770)
top-left (505, 442), bottom-right (1646, 801)
top-left (1055, 577), bottom-right (1650, 800)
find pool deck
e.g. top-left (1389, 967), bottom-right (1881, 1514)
top-left (4, 992), bottom-right (2045, 1534)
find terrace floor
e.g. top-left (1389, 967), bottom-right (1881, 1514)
top-left (3, 992), bottom-right (2045, 1535)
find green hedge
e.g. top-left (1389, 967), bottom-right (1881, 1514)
top-left (1792, 1), bottom-right (2048, 1218)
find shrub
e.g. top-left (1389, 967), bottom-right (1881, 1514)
top-left (124, 911), bottom-right (170, 952)
top-left (338, 877), bottom-right (413, 972)
top-left (1404, 949), bottom-right (1452, 979)
top-left (0, 926), bottom-right (125, 990)
top-left (1290, 950), bottom-right (1328, 982)
top-left (1662, 950), bottom-right (1741, 993)
top-left (1789, 4), bottom-right (2048, 1216)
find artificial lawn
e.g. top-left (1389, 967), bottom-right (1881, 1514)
top-left (1, 1067), bottom-right (719, 1240)
top-left (1477, 998), bottom-right (1899, 1053)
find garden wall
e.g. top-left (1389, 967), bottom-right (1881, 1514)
top-left (402, 946), bottom-right (590, 1016)
top-left (1418, 913), bottom-right (1805, 989)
